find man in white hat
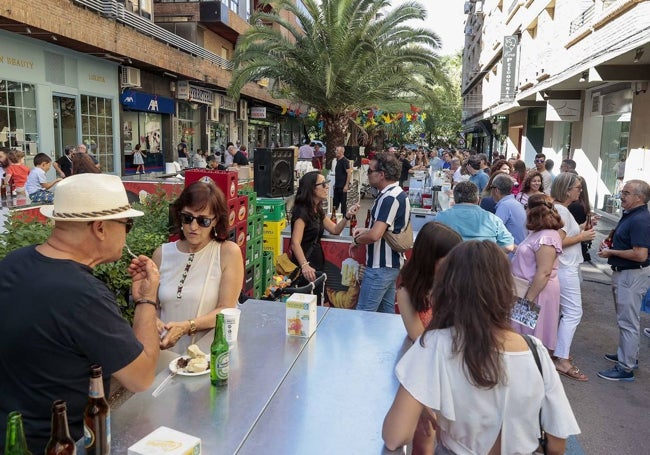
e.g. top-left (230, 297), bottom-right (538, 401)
top-left (0, 174), bottom-right (161, 453)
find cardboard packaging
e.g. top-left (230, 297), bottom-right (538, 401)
top-left (286, 293), bottom-right (317, 337)
top-left (128, 426), bottom-right (201, 455)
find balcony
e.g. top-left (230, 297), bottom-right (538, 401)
top-left (569, 0), bottom-right (640, 38)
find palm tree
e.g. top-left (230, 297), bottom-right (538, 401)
top-left (228, 0), bottom-right (443, 162)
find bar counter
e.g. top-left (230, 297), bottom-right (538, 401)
top-left (111, 301), bottom-right (410, 454)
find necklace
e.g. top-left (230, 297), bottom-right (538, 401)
top-left (176, 252), bottom-right (195, 299)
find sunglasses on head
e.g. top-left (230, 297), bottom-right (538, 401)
top-left (179, 212), bottom-right (215, 228)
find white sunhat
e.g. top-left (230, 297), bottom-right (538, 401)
top-left (40, 174), bottom-right (144, 221)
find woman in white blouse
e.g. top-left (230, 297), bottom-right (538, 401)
top-left (383, 241), bottom-right (580, 454)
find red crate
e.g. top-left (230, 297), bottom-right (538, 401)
top-left (184, 169), bottom-right (238, 200)
top-left (237, 195), bottom-right (248, 223)
top-left (227, 198), bottom-right (237, 228)
top-left (235, 220), bottom-right (247, 248)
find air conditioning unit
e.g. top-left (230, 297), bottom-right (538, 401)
top-left (475, 1), bottom-right (484, 13)
top-left (238, 99), bottom-right (248, 121)
top-left (121, 66), bottom-right (141, 88)
top-left (208, 105), bottom-right (219, 122)
top-left (464, 2), bottom-right (472, 14)
top-left (465, 25), bottom-right (474, 35)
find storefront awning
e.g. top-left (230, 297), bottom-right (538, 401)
top-left (120, 90), bottom-right (175, 114)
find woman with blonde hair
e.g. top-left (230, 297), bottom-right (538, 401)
top-left (383, 241), bottom-right (580, 454)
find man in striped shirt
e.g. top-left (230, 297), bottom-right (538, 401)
top-left (352, 152), bottom-right (410, 313)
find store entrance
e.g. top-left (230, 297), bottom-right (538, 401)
top-left (52, 95), bottom-right (77, 159)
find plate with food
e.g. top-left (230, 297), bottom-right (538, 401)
top-left (169, 344), bottom-right (210, 376)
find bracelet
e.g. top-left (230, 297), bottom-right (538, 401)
top-left (134, 299), bottom-right (160, 310)
top-left (353, 236), bottom-right (359, 245)
top-left (300, 261), bottom-right (310, 268)
top-left (345, 214), bottom-right (351, 221)
top-left (188, 319), bottom-right (197, 335)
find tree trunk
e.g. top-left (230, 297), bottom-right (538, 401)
top-left (322, 112), bottom-right (349, 169)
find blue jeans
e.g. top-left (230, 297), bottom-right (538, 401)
top-left (356, 267), bottom-right (400, 313)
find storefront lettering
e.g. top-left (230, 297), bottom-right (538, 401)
top-left (0, 56), bottom-right (34, 70)
top-left (89, 74), bottom-right (106, 83)
top-left (147, 99), bottom-right (159, 111)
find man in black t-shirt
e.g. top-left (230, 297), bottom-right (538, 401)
top-left (333, 146), bottom-right (352, 216)
top-left (0, 174), bottom-right (161, 453)
top-left (228, 144), bottom-right (249, 166)
top-left (53, 144), bottom-right (74, 178)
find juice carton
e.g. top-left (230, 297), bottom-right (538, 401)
top-left (286, 293), bottom-right (317, 337)
top-left (128, 426), bottom-right (201, 455)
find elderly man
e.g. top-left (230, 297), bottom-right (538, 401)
top-left (228, 144), bottom-right (249, 167)
top-left (352, 152), bottom-right (410, 313)
top-left (0, 174), bottom-right (161, 452)
top-left (332, 146), bottom-right (352, 216)
top-left (77, 142), bottom-right (100, 170)
top-left (435, 181), bottom-right (515, 252)
top-left (560, 159), bottom-right (577, 173)
top-left (598, 179), bottom-right (650, 382)
top-left (491, 173), bottom-right (527, 245)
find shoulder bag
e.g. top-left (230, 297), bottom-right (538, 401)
top-left (523, 335), bottom-right (548, 455)
top-left (382, 221), bottom-right (413, 253)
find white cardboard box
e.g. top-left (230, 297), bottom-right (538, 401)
top-left (128, 426), bottom-right (201, 455)
top-left (286, 293), bottom-right (317, 337)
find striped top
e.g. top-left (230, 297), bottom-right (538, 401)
top-left (367, 182), bottom-right (410, 269)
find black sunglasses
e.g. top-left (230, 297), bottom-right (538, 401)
top-left (315, 181), bottom-right (329, 188)
top-left (179, 212), bottom-right (215, 228)
top-left (110, 219), bottom-right (134, 233)
top-left (367, 168), bottom-right (382, 174)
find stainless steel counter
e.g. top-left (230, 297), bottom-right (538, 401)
top-left (111, 301), bottom-right (410, 454)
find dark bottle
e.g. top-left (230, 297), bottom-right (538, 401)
top-left (8, 176), bottom-right (15, 197)
top-left (0, 179), bottom-right (6, 200)
top-left (84, 364), bottom-right (110, 454)
top-left (44, 400), bottom-right (76, 455)
top-left (4, 411), bottom-right (32, 455)
top-left (349, 214), bottom-right (357, 236)
top-left (584, 214), bottom-right (593, 249)
top-left (330, 210), bottom-right (337, 224)
top-left (210, 313), bottom-right (229, 386)
top-left (364, 209), bottom-right (371, 228)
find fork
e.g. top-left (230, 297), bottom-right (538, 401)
top-left (124, 244), bottom-right (138, 259)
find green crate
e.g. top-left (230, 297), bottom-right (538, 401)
top-left (245, 236), bottom-right (263, 268)
top-left (247, 213), bottom-right (264, 241)
top-left (257, 198), bottom-right (286, 222)
top-left (253, 282), bottom-right (265, 299)
top-left (239, 188), bottom-right (257, 214)
top-left (263, 250), bottom-right (275, 286)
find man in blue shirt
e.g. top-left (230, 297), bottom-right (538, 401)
top-left (435, 181), bottom-right (515, 253)
top-left (597, 179), bottom-right (650, 382)
top-left (466, 157), bottom-right (489, 193)
top-left (492, 174), bottom-right (527, 245)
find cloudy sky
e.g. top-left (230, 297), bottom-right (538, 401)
top-left (392, 1), bottom-right (467, 55)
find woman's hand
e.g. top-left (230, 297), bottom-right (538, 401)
top-left (301, 263), bottom-right (317, 282)
top-left (160, 320), bottom-right (190, 350)
top-left (346, 203), bottom-right (361, 220)
top-left (580, 228), bottom-right (596, 243)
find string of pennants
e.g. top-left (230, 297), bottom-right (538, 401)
top-left (279, 103), bottom-right (427, 128)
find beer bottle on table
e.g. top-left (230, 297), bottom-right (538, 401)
top-left (349, 214), bottom-right (357, 236)
top-left (364, 209), bottom-right (371, 228)
top-left (44, 400), bottom-right (76, 455)
top-left (4, 411), bottom-right (32, 455)
top-left (210, 313), bottom-right (229, 386)
top-left (84, 364), bottom-right (110, 454)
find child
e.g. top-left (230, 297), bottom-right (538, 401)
top-left (25, 153), bottom-right (62, 203)
top-left (133, 144), bottom-right (146, 174)
top-left (4, 149), bottom-right (30, 194)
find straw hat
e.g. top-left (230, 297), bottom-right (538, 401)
top-left (40, 174), bottom-right (144, 221)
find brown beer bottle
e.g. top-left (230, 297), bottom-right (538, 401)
top-left (330, 210), bottom-right (337, 224)
top-left (364, 209), bottom-right (371, 228)
top-left (349, 214), bottom-right (357, 236)
top-left (44, 400), bottom-right (76, 455)
top-left (4, 411), bottom-right (32, 455)
top-left (84, 364), bottom-right (110, 454)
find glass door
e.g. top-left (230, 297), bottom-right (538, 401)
top-left (52, 95), bottom-right (77, 159)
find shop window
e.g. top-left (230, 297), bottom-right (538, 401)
top-left (81, 95), bottom-right (114, 172)
top-left (0, 80), bottom-right (38, 155)
top-left (230, 0), bottom-right (239, 13)
top-left (178, 102), bottom-right (200, 153)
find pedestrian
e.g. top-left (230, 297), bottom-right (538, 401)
top-left (0, 174), bottom-right (161, 453)
top-left (491, 173), bottom-right (527, 245)
top-left (597, 179), bottom-right (650, 382)
top-left (352, 152), bottom-right (410, 313)
top-left (465, 157), bottom-right (489, 192)
top-left (534, 153), bottom-right (552, 195)
top-left (177, 138), bottom-right (189, 169)
top-left (53, 145), bottom-right (74, 178)
top-left (133, 143), bottom-right (146, 174)
top-left (332, 146), bottom-right (352, 216)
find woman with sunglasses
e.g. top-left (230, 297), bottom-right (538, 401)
top-left (152, 181), bottom-right (244, 353)
top-left (291, 171), bottom-right (359, 302)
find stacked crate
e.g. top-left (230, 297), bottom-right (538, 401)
top-left (258, 198), bottom-right (287, 263)
top-left (239, 188), bottom-right (262, 298)
top-left (184, 169), bottom-right (249, 292)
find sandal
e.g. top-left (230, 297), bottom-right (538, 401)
top-left (556, 364), bottom-right (588, 382)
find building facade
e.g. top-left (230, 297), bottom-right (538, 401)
top-left (461, 0), bottom-right (650, 214)
top-left (0, 0), bottom-right (301, 175)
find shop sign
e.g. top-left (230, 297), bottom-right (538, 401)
top-left (176, 81), bottom-right (214, 105)
top-left (250, 107), bottom-right (266, 119)
top-left (220, 95), bottom-right (237, 111)
top-left (120, 90), bottom-right (175, 114)
top-left (500, 35), bottom-right (518, 102)
top-left (546, 100), bottom-right (582, 122)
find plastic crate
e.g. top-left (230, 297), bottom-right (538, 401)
top-left (253, 259), bottom-right (263, 287)
top-left (235, 220), bottom-right (247, 248)
top-left (245, 236), bottom-right (263, 267)
top-left (253, 282), bottom-right (265, 299)
top-left (263, 250), bottom-right (275, 286)
top-left (244, 265), bottom-right (254, 291)
top-left (262, 236), bottom-right (282, 259)
top-left (227, 198), bottom-right (237, 227)
top-left (257, 198), bottom-right (286, 221)
top-left (263, 219), bottom-right (287, 238)
top-left (237, 195), bottom-right (249, 223)
top-left (184, 169), bottom-right (238, 200)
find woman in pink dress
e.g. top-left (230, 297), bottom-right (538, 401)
top-left (511, 194), bottom-right (563, 350)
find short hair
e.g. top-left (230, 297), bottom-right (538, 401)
top-left (33, 153), bottom-right (52, 166)
top-left (467, 158), bottom-right (481, 170)
top-left (453, 181), bottom-right (479, 203)
top-left (562, 159), bottom-right (576, 170)
top-left (550, 172), bottom-right (581, 203)
top-left (64, 145), bottom-right (75, 155)
top-left (526, 194), bottom-right (563, 231)
top-left (477, 153), bottom-right (488, 164)
top-left (6, 150), bottom-right (24, 164)
top-left (492, 173), bottom-right (513, 196)
top-left (372, 152), bottom-right (401, 182)
top-left (544, 159), bottom-right (554, 172)
top-left (535, 153), bottom-right (546, 160)
top-left (628, 179), bottom-right (650, 204)
top-left (171, 181), bottom-right (228, 241)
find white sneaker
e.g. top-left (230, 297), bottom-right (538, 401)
top-left (644, 328), bottom-right (650, 339)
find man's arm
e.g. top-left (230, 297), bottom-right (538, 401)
top-left (52, 160), bottom-right (66, 178)
top-left (599, 246), bottom-right (648, 263)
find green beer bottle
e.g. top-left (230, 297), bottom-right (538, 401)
top-left (4, 411), bottom-right (32, 455)
top-left (210, 313), bottom-right (229, 386)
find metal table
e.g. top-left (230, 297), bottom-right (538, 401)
top-left (111, 301), bottom-right (410, 454)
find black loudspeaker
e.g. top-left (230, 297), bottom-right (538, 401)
top-left (254, 148), bottom-right (295, 197)
top-left (344, 146), bottom-right (361, 167)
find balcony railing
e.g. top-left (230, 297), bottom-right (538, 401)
top-left (73, 0), bottom-right (234, 70)
top-left (569, 4), bottom-right (595, 34)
